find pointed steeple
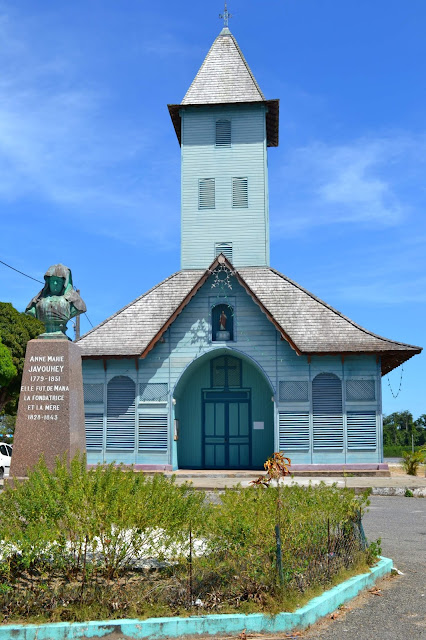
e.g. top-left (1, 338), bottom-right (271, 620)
top-left (182, 28), bottom-right (265, 105)
top-left (168, 28), bottom-right (279, 147)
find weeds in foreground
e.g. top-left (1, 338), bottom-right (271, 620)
top-left (0, 455), bottom-right (379, 623)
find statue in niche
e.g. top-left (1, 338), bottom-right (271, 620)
top-left (26, 264), bottom-right (86, 339)
top-left (214, 305), bottom-right (231, 342)
top-left (219, 309), bottom-right (227, 331)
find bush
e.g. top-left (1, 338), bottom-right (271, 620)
top-left (0, 455), bottom-right (205, 580)
top-left (401, 449), bottom-right (426, 476)
top-left (0, 456), bottom-right (376, 622)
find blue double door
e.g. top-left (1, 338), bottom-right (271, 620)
top-left (202, 390), bottom-right (251, 469)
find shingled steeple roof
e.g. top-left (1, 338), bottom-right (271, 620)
top-left (168, 28), bottom-right (279, 146)
top-left (182, 27), bottom-right (265, 104)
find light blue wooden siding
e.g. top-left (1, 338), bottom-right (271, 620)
top-left (180, 104), bottom-right (269, 268)
top-left (82, 276), bottom-right (383, 466)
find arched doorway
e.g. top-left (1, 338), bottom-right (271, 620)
top-left (174, 351), bottom-right (274, 470)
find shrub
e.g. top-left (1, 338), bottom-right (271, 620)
top-left (401, 449), bottom-right (426, 476)
top-left (0, 454), bottom-right (206, 579)
top-left (0, 456), bottom-right (375, 622)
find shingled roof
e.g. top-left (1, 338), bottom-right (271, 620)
top-left (168, 27), bottom-right (279, 146)
top-left (77, 257), bottom-right (421, 375)
top-left (182, 26), bottom-right (265, 105)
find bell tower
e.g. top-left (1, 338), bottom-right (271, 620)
top-left (168, 24), bottom-right (279, 269)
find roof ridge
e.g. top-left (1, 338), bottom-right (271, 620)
top-left (265, 266), bottom-right (421, 351)
top-left (77, 270), bottom-right (188, 342)
top-left (181, 35), bottom-right (217, 104)
top-left (228, 31), bottom-right (264, 100)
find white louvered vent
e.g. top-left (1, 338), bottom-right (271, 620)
top-left (216, 119), bottom-right (231, 147)
top-left (312, 373), bottom-right (343, 450)
top-left (346, 380), bottom-right (376, 401)
top-left (83, 383), bottom-right (103, 403)
top-left (139, 414), bottom-right (168, 450)
top-left (279, 412), bottom-right (310, 451)
top-left (85, 413), bottom-right (103, 450)
top-left (232, 177), bottom-right (248, 208)
top-left (139, 383), bottom-right (168, 402)
top-left (279, 381), bottom-right (309, 402)
top-left (347, 412), bottom-right (377, 450)
top-left (106, 376), bottom-right (135, 450)
top-left (199, 178), bottom-right (215, 209)
top-left (215, 242), bottom-right (233, 262)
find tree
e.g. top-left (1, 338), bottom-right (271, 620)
top-left (0, 302), bottom-right (44, 414)
top-left (0, 338), bottom-right (16, 387)
top-left (383, 411), bottom-right (426, 449)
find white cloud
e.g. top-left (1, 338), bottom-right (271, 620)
top-left (0, 8), bottom-right (180, 248)
top-left (271, 135), bottom-right (426, 235)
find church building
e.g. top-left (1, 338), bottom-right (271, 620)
top-left (78, 24), bottom-right (421, 470)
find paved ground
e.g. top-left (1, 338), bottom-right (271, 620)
top-left (165, 465), bottom-right (426, 496)
top-left (302, 496), bottom-right (426, 640)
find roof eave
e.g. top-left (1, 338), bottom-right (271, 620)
top-left (168, 99), bottom-right (279, 147)
top-left (301, 348), bottom-right (421, 376)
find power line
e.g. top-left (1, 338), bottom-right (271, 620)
top-left (0, 259), bottom-right (44, 284)
top-left (84, 313), bottom-right (94, 328)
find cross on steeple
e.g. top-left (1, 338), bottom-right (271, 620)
top-left (219, 2), bottom-right (232, 28)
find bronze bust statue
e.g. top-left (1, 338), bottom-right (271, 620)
top-left (26, 264), bottom-right (86, 338)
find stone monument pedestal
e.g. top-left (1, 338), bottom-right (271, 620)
top-left (9, 339), bottom-right (86, 479)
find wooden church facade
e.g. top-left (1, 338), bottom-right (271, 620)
top-left (78, 26), bottom-right (420, 470)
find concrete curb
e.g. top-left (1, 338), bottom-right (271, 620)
top-left (371, 487), bottom-right (426, 497)
top-left (0, 557), bottom-right (392, 639)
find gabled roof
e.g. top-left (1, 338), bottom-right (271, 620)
top-left (182, 27), bottom-right (265, 105)
top-left (168, 28), bottom-right (279, 146)
top-left (77, 257), bottom-right (421, 375)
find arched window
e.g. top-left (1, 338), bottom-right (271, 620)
top-left (212, 303), bottom-right (234, 341)
top-left (106, 376), bottom-right (136, 450)
top-left (312, 373), bottom-right (343, 450)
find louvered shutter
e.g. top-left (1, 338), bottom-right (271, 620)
top-left (279, 412), bottom-right (310, 450)
top-left (138, 414), bottom-right (168, 450)
top-left (347, 412), bottom-right (377, 450)
top-left (106, 376), bottom-right (136, 450)
top-left (85, 413), bottom-right (104, 450)
top-left (232, 177), bottom-right (248, 208)
top-left (199, 178), bottom-right (215, 209)
top-left (312, 373), bottom-right (343, 449)
top-left (216, 119), bottom-right (231, 147)
top-left (214, 242), bottom-right (233, 262)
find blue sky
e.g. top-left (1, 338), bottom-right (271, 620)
top-left (0, 0), bottom-right (424, 418)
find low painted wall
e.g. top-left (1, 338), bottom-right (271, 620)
top-left (0, 557), bottom-right (392, 640)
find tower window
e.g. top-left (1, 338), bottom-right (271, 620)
top-left (216, 119), bottom-right (231, 147)
top-left (199, 178), bottom-right (215, 209)
top-left (215, 242), bottom-right (233, 262)
top-left (232, 177), bottom-right (248, 208)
